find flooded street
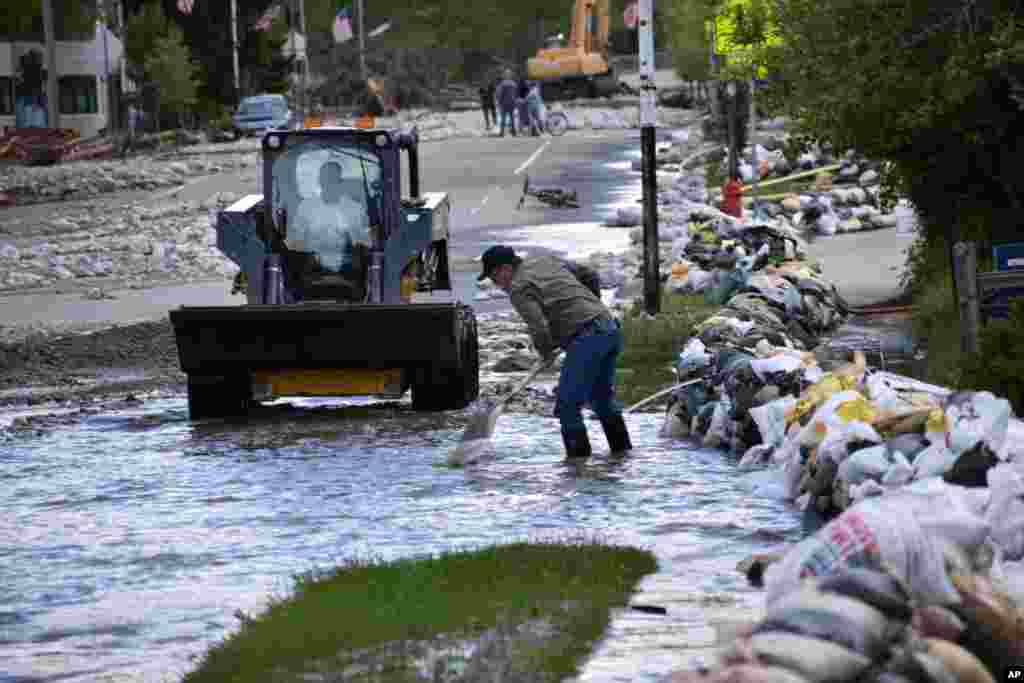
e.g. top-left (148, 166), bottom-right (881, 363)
top-left (1, 399), bottom-right (802, 682)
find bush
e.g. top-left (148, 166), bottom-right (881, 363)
top-left (958, 299), bottom-right (1024, 415)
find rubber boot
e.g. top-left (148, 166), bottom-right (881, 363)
top-left (561, 427), bottom-right (592, 459)
top-left (599, 414), bottom-right (632, 453)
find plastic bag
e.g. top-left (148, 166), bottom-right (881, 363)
top-left (763, 496), bottom-right (962, 606)
top-left (687, 267), bottom-right (714, 292)
top-left (749, 397), bottom-right (797, 449)
top-left (986, 463), bottom-right (1024, 560)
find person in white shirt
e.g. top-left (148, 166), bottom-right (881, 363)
top-left (289, 160), bottom-right (371, 272)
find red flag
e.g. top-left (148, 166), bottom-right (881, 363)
top-left (177, 0), bottom-right (194, 15)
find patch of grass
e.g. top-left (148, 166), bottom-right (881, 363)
top-left (616, 293), bottom-right (719, 409)
top-left (182, 538), bottom-right (658, 683)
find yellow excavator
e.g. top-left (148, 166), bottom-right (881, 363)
top-left (526, 0), bottom-right (619, 100)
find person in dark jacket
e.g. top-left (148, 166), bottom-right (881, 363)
top-left (516, 79), bottom-right (532, 134)
top-left (479, 79), bottom-right (497, 130)
top-left (361, 78), bottom-right (385, 118)
top-left (495, 69), bottom-right (520, 137)
top-left (478, 245), bottom-right (632, 459)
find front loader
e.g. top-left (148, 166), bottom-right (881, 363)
top-left (168, 126), bottom-right (479, 419)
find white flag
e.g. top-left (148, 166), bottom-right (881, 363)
top-left (333, 6), bottom-right (354, 44)
top-left (177, 0), bottom-right (194, 15)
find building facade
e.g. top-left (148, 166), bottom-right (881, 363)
top-left (0, 20), bottom-right (123, 139)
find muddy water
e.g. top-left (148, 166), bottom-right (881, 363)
top-left (0, 397), bottom-right (803, 683)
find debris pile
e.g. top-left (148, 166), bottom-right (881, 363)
top-left (0, 194), bottom-right (243, 291)
top-left (0, 152), bottom-right (257, 205)
top-left (0, 128), bottom-right (80, 163)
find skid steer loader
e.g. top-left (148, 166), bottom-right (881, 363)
top-left (169, 126), bottom-right (479, 419)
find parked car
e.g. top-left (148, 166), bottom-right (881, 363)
top-left (232, 94), bottom-right (294, 137)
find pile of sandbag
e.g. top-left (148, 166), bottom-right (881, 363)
top-left (670, 482), bottom-right (1024, 683)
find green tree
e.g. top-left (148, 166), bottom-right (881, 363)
top-left (762, 0), bottom-right (1024, 256)
top-left (145, 23), bottom-right (200, 129)
top-left (125, 0), bottom-right (170, 85)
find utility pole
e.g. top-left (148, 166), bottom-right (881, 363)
top-left (357, 0), bottom-right (367, 81)
top-left (638, 0), bottom-right (660, 315)
top-left (231, 0), bottom-right (241, 99)
top-left (42, 0), bottom-right (59, 129)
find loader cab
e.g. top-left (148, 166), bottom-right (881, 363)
top-left (269, 135), bottom-right (384, 302)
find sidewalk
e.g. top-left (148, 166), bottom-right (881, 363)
top-left (804, 226), bottom-right (916, 307)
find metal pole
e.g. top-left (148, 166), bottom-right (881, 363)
top-left (231, 0), bottom-right (240, 99)
top-left (289, 0), bottom-right (297, 103)
top-left (727, 82), bottom-right (737, 180)
top-left (357, 0), bottom-right (367, 81)
top-left (42, 0), bottom-right (59, 129)
top-left (638, 0), bottom-right (660, 315)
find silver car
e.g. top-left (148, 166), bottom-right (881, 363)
top-left (232, 94), bottom-right (294, 137)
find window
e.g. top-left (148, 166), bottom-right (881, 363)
top-left (0, 78), bottom-right (13, 116)
top-left (58, 76), bottom-right (98, 115)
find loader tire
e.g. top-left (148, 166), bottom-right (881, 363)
top-left (411, 304), bottom-right (479, 412)
top-left (186, 373), bottom-right (252, 420)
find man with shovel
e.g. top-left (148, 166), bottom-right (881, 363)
top-left (478, 245), bottom-right (632, 459)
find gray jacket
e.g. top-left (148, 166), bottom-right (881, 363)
top-left (509, 256), bottom-right (609, 356)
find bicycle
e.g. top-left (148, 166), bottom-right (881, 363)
top-left (543, 110), bottom-right (569, 137)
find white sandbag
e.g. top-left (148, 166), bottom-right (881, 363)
top-left (816, 213), bottom-right (838, 236)
top-left (763, 496), bottom-right (963, 607)
top-left (1002, 418), bottom-right (1024, 462)
top-left (739, 443), bottom-right (775, 469)
top-left (749, 397), bottom-right (797, 448)
top-left (678, 337), bottom-right (712, 374)
top-left (945, 391), bottom-right (1011, 457)
top-left (849, 479), bottom-right (886, 502)
top-left (818, 421), bottom-right (884, 467)
top-left (913, 443), bottom-right (959, 479)
top-left (750, 355), bottom-right (803, 381)
top-left (739, 162), bottom-right (755, 183)
top-left (837, 445), bottom-right (891, 486)
top-left (687, 268), bottom-right (714, 292)
top-left (987, 463), bottom-right (1024, 560)
top-left (864, 373), bottom-right (916, 414)
top-left (670, 130), bottom-right (690, 143)
top-left (612, 205), bottom-right (643, 227)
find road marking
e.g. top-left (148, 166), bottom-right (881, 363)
top-left (514, 141), bottom-right (550, 175)
top-left (470, 185), bottom-right (499, 216)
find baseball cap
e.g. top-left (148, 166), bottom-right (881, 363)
top-left (478, 245), bottom-right (520, 281)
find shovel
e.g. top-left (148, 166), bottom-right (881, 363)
top-left (447, 356), bottom-right (554, 466)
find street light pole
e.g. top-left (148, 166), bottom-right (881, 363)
top-left (638, 0), bottom-right (660, 315)
top-left (231, 0), bottom-right (240, 99)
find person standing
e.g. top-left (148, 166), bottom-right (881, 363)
top-left (516, 79), bottom-right (532, 135)
top-left (477, 245), bottom-right (632, 459)
top-left (525, 82), bottom-right (546, 136)
top-left (479, 79), bottom-right (497, 130)
top-left (122, 101), bottom-right (141, 160)
top-left (495, 69), bottom-right (519, 137)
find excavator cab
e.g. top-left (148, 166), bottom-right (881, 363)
top-left (169, 126), bottom-right (479, 419)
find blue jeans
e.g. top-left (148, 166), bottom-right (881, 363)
top-left (556, 317), bottom-right (624, 432)
top-left (499, 107), bottom-right (516, 135)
